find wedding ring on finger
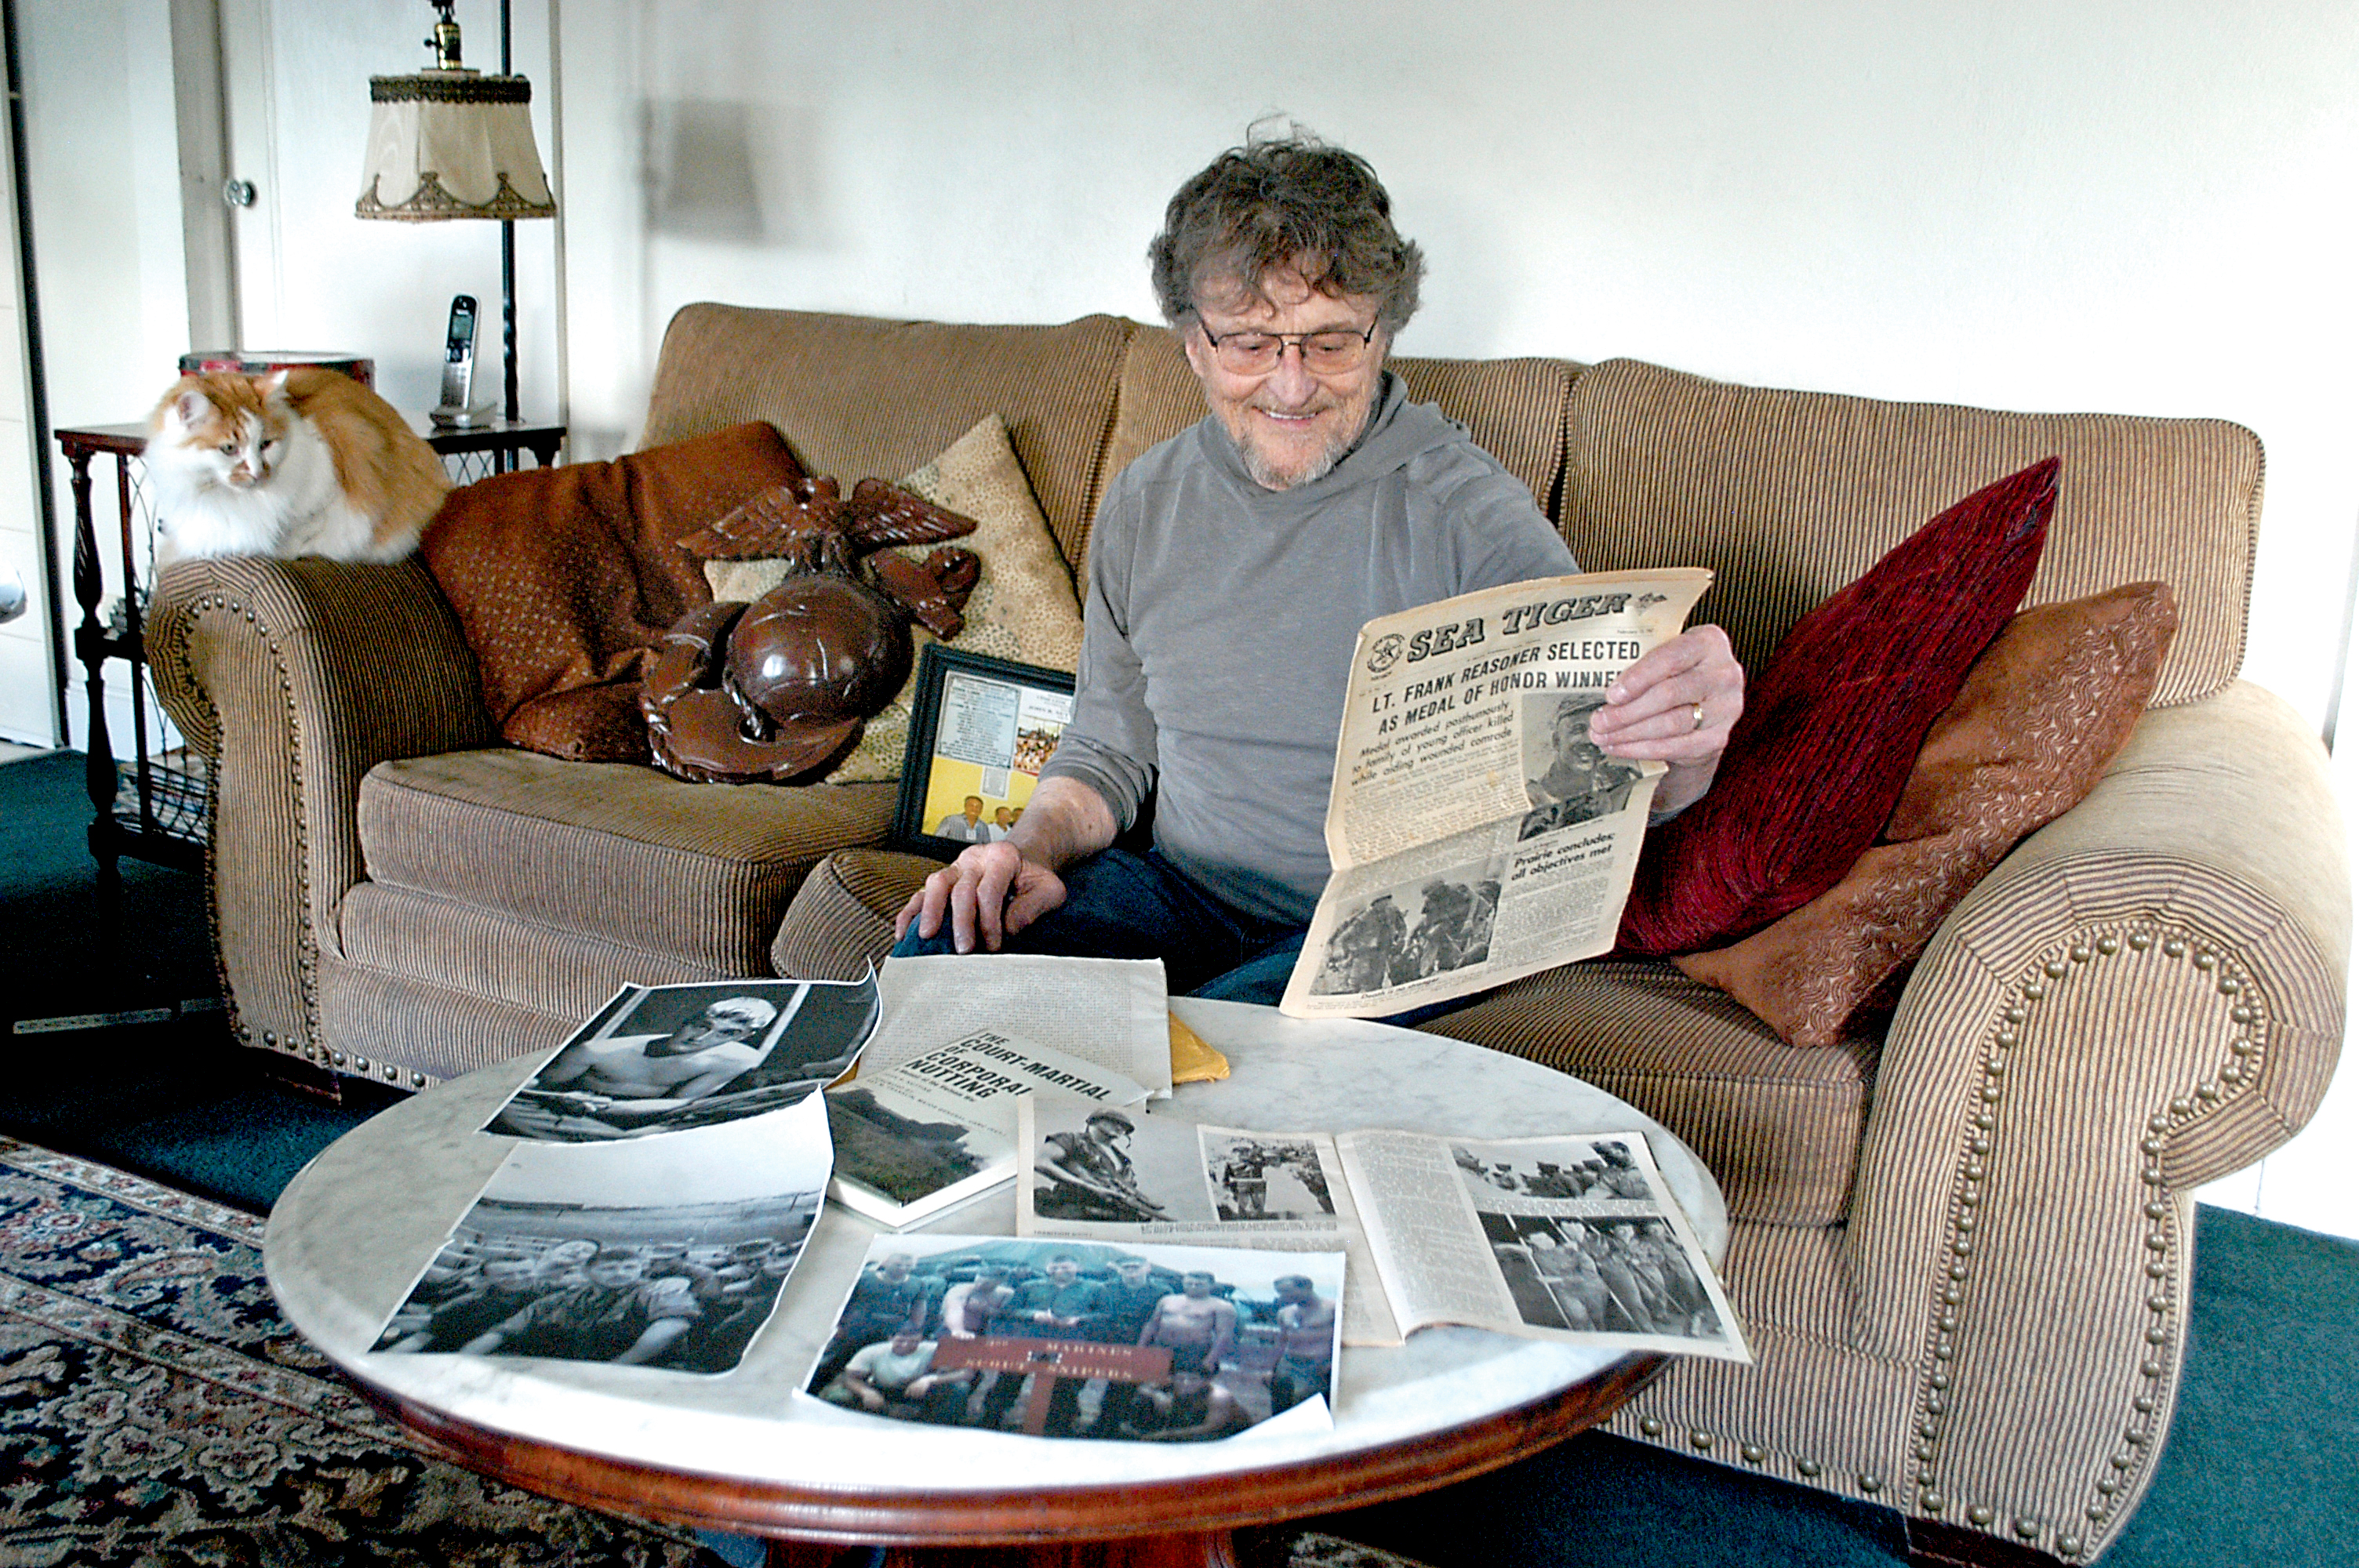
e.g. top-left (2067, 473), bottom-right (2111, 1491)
top-left (1689, 702), bottom-right (1707, 731)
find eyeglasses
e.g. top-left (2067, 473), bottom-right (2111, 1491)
top-left (1198, 319), bottom-right (1379, 376)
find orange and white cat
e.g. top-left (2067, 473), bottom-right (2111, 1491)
top-left (145, 368), bottom-right (449, 567)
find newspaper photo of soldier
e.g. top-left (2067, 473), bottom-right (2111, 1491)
top-left (372, 1104), bottom-right (834, 1375)
top-left (1306, 863), bottom-right (1501, 997)
top-left (1518, 692), bottom-right (1645, 840)
top-left (802, 1232), bottom-right (1346, 1442)
top-left (485, 975), bottom-right (878, 1142)
top-left (1203, 1134), bottom-right (1336, 1221)
top-left (1030, 1105), bottom-right (1172, 1223)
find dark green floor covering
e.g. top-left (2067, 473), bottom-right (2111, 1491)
top-left (4, 748), bottom-right (2354, 1564)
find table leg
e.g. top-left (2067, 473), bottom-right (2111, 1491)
top-left (767, 1533), bottom-right (1238, 1568)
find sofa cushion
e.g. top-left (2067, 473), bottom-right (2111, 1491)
top-left (704, 414), bottom-right (1087, 782)
top-left (1423, 962), bottom-right (1877, 1227)
top-left (1559, 358), bottom-right (2259, 706)
top-left (1092, 326), bottom-right (1577, 565)
top-left (639, 306), bottom-right (1136, 572)
top-left (356, 749), bottom-right (897, 974)
top-left (420, 421), bottom-right (805, 762)
top-left (1619, 458), bottom-right (2058, 957)
top-left (1676, 582), bottom-right (2179, 1045)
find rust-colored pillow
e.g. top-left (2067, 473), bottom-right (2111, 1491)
top-left (1675, 582), bottom-right (2179, 1046)
top-left (420, 422), bottom-right (805, 760)
top-left (1618, 456), bottom-right (2060, 956)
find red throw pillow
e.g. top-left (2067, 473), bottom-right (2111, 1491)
top-left (421, 422), bottom-right (805, 761)
top-left (1674, 582), bottom-right (2178, 1044)
top-left (1616, 456), bottom-right (2060, 956)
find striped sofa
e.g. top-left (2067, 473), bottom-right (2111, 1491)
top-left (151, 304), bottom-right (2345, 1566)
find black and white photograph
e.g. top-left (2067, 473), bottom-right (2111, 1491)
top-left (804, 1234), bottom-right (1345, 1441)
top-left (485, 975), bottom-right (878, 1142)
top-left (1202, 1133), bottom-right (1336, 1221)
top-left (1518, 691), bottom-right (1645, 840)
top-left (1480, 1214), bottom-right (1730, 1345)
top-left (1452, 1135), bottom-right (1659, 1204)
top-left (375, 1098), bottom-right (834, 1374)
top-left (1306, 867), bottom-right (1501, 996)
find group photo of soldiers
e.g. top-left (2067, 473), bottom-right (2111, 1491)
top-left (1308, 866), bottom-right (1502, 996)
top-left (372, 1190), bottom-right (821, 1375)
top-left (486, 976), bottom-right (879, 1142)
top-left (1201, 1134), bottom-right (1336, 1221)
top-left (805, 1237), bottom-right (1344, 1442)
top-left (1452, 1137), bottom-right (1657, 1203)
top-left (1481, 1214), bottom-right (1728, 1344)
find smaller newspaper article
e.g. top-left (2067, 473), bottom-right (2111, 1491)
top-left (1016, 1096), bottom-right (1748, 1363)
top-left (825, 1029), bottom-right (1153, 1229)
top-left (1281, 568), bottom-right (1712, 1018)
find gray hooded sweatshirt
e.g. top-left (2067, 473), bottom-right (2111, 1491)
top-left (1039, 372), bottom-right (1575, 925)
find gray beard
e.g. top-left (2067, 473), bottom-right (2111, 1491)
top-left (1241, 407), bottom-right (1375, 491)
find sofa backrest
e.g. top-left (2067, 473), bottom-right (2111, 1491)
top-left (638, 306), bottom-right (2262, 709)
top-left (1559, 358), bottom-right (2261, 707)
top-left (639, 305), bottom-right (1136, 563)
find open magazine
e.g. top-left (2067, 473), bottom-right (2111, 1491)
top-left (1016, 1095), bottom-right (1748, 1362)
top-left (1281, 568), bottom-right (1712, 1018)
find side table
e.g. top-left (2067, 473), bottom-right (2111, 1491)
top-left (53, 418), bottom-right (565, 878)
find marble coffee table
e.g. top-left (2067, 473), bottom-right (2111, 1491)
top-left (266, 996), bottom-right (1728, 1564)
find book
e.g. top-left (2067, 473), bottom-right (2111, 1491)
top-left (825, 1029), bottom-right (1150, 1229)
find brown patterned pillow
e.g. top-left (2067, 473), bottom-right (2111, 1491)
top-left (421, 421), bottom-right (805, 761)
top-left (703, 412), bottom-right (1084, 782)
top-left (1674, 582), bottom-right (2179, 1047)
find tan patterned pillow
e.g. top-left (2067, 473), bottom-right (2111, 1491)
top-left (703, 412), bottom-right (1085, 782)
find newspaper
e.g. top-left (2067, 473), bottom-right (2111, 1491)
top-left (869, 954), bottom-right (1173, 1097)
top-left (1281, 569), bottom-right (1713, 1018)
top-left (1016, 1096), bottom-right (1748, 1363)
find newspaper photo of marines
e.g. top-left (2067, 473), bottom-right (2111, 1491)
top-left (1203, 1134), bottom-right (1336, 1221)
top-left (805, 1235), bottom-right (1344, 1441)
top-left (370, 1189), bottom-right (821, 1374)
top-left (1306, 865), bottom-right (1501, 997)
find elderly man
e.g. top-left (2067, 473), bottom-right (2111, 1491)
top-left (896, 129), bottom-right (1742, 1004)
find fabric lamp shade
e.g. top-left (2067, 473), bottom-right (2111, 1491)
top-left (356, 71), bottom-right (555, 222)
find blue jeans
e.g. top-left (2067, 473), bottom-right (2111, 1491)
top-left (890, 847), bottom-right (1308, 1003)
top-left (891, 846), bottom-right (1474, 1027)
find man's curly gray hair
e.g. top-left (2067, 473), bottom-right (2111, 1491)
top-left (1148, 125), bottom-right (1426, 332)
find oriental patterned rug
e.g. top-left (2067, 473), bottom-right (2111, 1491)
top-left (0, 1137), bottom-right (707, 1567)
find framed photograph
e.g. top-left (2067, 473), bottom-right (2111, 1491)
top-left (890, 645), bottom-right (1078, 855)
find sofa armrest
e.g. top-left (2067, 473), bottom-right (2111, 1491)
top-left (1833, 679), bottom-right (2346, 1541)
top-left (148, 555), bottom-right (499, 1059)
top-left (770, 848), bottom-right (945, 980)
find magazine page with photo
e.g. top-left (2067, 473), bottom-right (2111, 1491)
top-left (483, 974), bottom-right (879, 1142)
top-left (370, 1096), bottom-right (834, 1376)
top-left (1015, 1095), bottom-right (1400, 1346)
top-left (799, 1233), bottom-right (1344, 1443)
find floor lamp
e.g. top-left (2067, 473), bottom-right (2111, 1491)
top-left (354, 0), bottom-right (554, 423)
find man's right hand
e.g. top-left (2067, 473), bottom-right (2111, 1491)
top-left (894, 840), bottom-right (1069, 953)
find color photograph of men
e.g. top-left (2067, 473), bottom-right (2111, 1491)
top-left (488, 978), bottom-right (877, 1142)
top-left (802, 1236), bottom-right (1343, 1444)
top-left (892, 130), bottom-right (1742, 1024)
top-left (1521, 693), bottom-right (1646, 840)
top-left (935, 795), bottom-right (991, 842)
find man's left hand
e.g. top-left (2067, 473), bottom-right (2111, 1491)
top-left (1589, 625), bottom-right (1744, 817)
